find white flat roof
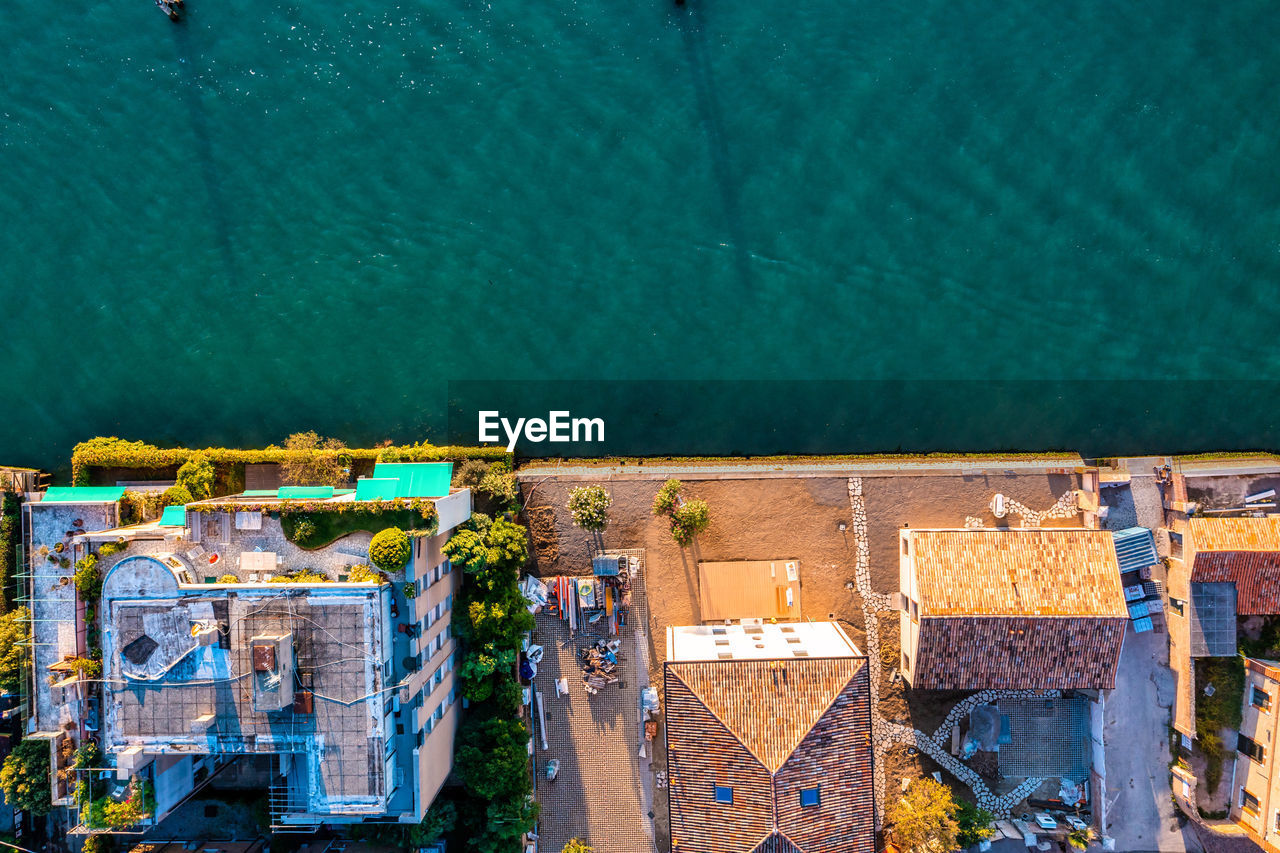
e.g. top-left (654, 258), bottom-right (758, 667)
top-left (666, 621), bottom-right (861, 662)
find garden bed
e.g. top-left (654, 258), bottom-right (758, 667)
top-left (281, 509), bottom-right (427, 549)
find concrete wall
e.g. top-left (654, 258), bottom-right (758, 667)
top-left (1230, 662), bottom-right (1280, 849)
top-left (435, 489), bottom-right (472, 534)
top-left (154, 754), bottom-right (194, 819)
top-left (898, 530), bottom-right (921, 685)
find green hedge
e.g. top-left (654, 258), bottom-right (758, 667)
top-left (0, 492), bottom-right (19, 613)
top-left (71, 437), bottom-right (511, 485)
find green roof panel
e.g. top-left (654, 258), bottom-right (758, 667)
top-left (158, 506), bottom-right (188, 526)
top-left (241, 489), bottom-right (278, 498)
top-left (278, 486), bottom-right (335, 500)
top-left (369, 462), bottom-right (453, 498)
top-left (41, 486), bottom-right (126, 504)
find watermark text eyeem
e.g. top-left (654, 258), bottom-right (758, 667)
top-left (478, 411), bottom-right (604, 452)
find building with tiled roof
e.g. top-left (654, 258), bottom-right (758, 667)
top-left (663, 623), bottom-right (874, 853)
top-left (1168, 517), bottom-right (1280, 738)
top-left (898, 528), bottom-right (1128, 690)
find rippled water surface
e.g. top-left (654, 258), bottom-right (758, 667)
top-left (2, 0), bottom-right (1278, 465)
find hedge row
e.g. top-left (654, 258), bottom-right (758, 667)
top-left (71, 437), bottom-right (511, 485)
top-left (517, 451), bottom-right (1085, 468)
top-left (186, 498), bottom-right (440, 522)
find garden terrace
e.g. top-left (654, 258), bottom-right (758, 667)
top-left (71, 437), bottom-right (509, 487)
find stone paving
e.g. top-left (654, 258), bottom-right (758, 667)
top-left (531, 563), bottom-right (656, 853)
top-left (849, 478), bottom-right (1053, 822)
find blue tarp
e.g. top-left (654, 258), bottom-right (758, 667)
top-left (1112, 526), bottom-right (1158, 574)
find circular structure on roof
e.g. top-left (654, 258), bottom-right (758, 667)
top-left (101, 554), bottom-right (181, 600)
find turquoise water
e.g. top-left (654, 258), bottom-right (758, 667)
top-left (3, 0), bottom-right (1279, 466)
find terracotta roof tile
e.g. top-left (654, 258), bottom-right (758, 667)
top-left (910, 529), bottom-right (1126, 617)
top-left (669, 659), bottom-right (856, 772)
top-left (665, 658), bottom-right (875, 853)
top-left (1191, 518), bottom-right (1280, 552)
top-left (1191, 552), bottom-right (1280, 615)
top-left (912, 616), bottom-right (1127, 690)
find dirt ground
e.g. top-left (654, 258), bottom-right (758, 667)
top-left (521, 470), bottom-right (1084, 758)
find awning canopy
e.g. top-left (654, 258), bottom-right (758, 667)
top-left (40, 486), bottom-right (126, 504)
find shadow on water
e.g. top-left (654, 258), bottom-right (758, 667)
top-left (170, 21), bottom-right (242, 289)
top-left (672, 0), bottom-right (754, 291)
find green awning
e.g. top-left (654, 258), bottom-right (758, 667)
top-left (242, 489), bottom-right (278, 498)
top-left (355, 478), bottom-right (400, 501)
top-left (368, 462), bottom-right (453, 498)
top-left (158, 506), bottom-right (188, 526)
top-left (278, 486), bottom-right (334, 500)
top-left (41, 486), bottom-right (126, 504)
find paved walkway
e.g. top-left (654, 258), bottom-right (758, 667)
top-left (517, 457), bottom-right (1083, 481)
top-left (532, 566), bottom-right (656, 853)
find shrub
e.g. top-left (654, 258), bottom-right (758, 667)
top-left (652, 479), bottom-right (682, 515)
top-left (956, 801), bottom-right (996, 847)
top-left (410, 798), bottom-right (457, 846)
top-left (369, 527), bottom-right (410, 571)
top-left (1, 739), bottom-right (52, 815)
top-left (563, 841), bottom-right (594, 853)
top-left (82, 836), bottom-right (114, 853)
top-left (403, 581), bottom-right (416, 598)
top-left (71, 436), bottom-right (510, 485)
top-left (269, 571), bottom-right (330, 584)
top-left (160, 485), bottom-right (193, 507)
top-left (75, 555), bottom-right (101, 600)
top-left (348, 564), bottom-right (383, 584)
top-left (453, 459), bottom-right (491, 489)
top-left (464, 511), bottom-right (493, 539)
top-left (567, 485), bottom-right (611, 533)
top-left (478, 463), bottom-right (518, 505)
top-left (217, 574), bottom-right (239, 584)
top-left (97, 539), bottom-right (128, 558)
top-left (175, 453), bottom-right (214, 499)
top-left (671, 499), bottom-right (710, 545)
top-left (281, 432), bottom-right (349, 487)
top-left (67, 656), bottom-right (102, 678)
top-left (0, 491), bottom-right (20, 612)
top-left (289, 520), bottom-right (317, 544)
top-left (74, 742), bottom-right (103, 770)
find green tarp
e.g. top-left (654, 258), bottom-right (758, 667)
top-left (355, 478), bottom-right (400, 501)
top-left (40, 486), bottom-right (126, 504)
top-left (367, 462), bottom-right (454, 498)
top-left (278, 486), bottom-right (335, 500)
top-left (158, 505), bottom-right (188, 526)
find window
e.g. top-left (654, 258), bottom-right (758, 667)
top-left (800, 787), bottom-right (820, 807)
top-left (909, 599), bottom-right (919, 621)
top-left (1169, 597), bottom-right (1185, 616)
top-left (901, 537), bottom-right (909, 556)
top-left (1242, 789), bottom-right (1261, 813)
top-left (1253, 686), bottom-right (1272, 711)
top-left (902, 652), bottom-right (910, 672)
top-left (1239, 734), bottom-right (1266, 763)
top-left (713, 785), bottom-right (733, 805)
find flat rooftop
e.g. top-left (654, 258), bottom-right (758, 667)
top-left (666, 621), bottom-right (859, 661)
top-left (696, 559), bottom-right (802, 622)
top-left (103, 583), bottom-right (388, 816)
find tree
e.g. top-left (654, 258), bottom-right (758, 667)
top-left (671, 499), bottom-right (710, 546)
top-left (563, 841), bottom-right (594, 853)
top-left (485, 519), bottom-right (529, 569)
top-left (280, 431), bottom-right (348, 487)
top-left (955, 800), bottom-right (996, 847)
top-left (0, 607), bottom-right (29, 692)
top-left (453, 459), bottom-right (490, 490)
top-left (410, 798), bottom-right (457, 845)
top-left (455, 717), bottom-right (532, 802)
top-left (567, 485), bottom-right (611, 533)
top-left (175, 453), bottom-right (215, 500)
top-left (887, 778), bottom-right (959, 853)
top-left (1, 739), bottom-right (52, 815)
top-left (443, 529), bottom-right (488, 572)
top-left (369, 527), bottom-right (410, 571)
top-left (652, 479), bottom-right (682, 516)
